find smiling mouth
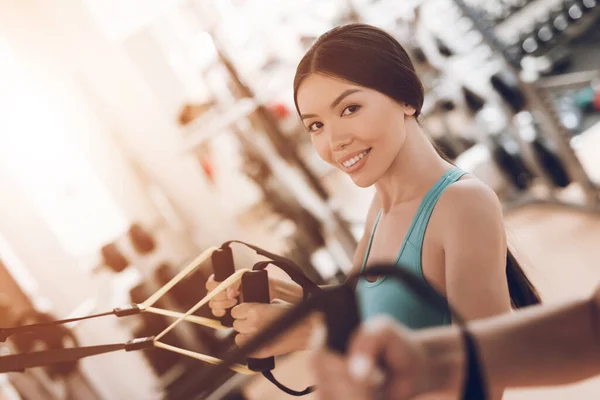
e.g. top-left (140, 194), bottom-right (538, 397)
top-left (341, 148), bottom-right (371, 169)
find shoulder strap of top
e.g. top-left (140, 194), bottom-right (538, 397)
top-left (360, 210), bottom-right (382, 272)
top-left (406, 168), bottom-right (468, 252)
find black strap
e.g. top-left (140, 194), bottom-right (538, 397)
top-left (0, 304), bottom-right (143, 343)
top-left (0, 343), bottom-right (125, 373)
top-left (0, 336), bottom-right (155, 373)
top-left (461, 330), bottom-right (487, 399)
top-left (224, 241), bottom-right (323, 296)
top-left (252, 260), bottom-right (323, 299)
top-left (1, 310), bottom-right (117, 343)
top-left (262, 371), bottom-right (315, 396)
top-left (224, 240), bottom-right (303, 269)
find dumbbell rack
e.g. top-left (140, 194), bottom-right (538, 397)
top-left (453, 0), bottom-right (600, 212)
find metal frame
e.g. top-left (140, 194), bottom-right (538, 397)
top-left (453, 0), bottom-right (600, 212)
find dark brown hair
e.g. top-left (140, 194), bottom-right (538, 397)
top-left (293, 23), bottom-right (540, 308)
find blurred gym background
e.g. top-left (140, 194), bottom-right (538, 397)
top-left (0, 0), bottom-right (599, 399)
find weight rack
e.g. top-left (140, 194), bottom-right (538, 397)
top-left (453, 0), bottom-right (600, 212)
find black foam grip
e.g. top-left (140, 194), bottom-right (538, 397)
top-left (241, 270), bottom-right (275, 372)
top-left (323, 285), bottom-right (360, 354)
top-left (212, 247), bottom-right (236, 327)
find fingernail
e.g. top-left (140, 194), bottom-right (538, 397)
top-left (308, 326), bottom-right (326, 350)
top-left (349, 354), bottom-right (372, 381)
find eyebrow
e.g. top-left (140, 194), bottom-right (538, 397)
top-left (300, 89), bottom-right (362, 120)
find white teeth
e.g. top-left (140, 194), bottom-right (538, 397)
top-left (342, 150), bottom-right (370, 168)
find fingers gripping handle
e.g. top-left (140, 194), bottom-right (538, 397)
top-left (241, 270), bottom-right (275, 372)
top-left (212, 247), bottom-right (236, 327)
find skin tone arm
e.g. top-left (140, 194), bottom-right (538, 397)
top-left (440, 180), bottom-right (512, 321)
top-left (439, 181), bottom-right (512, 400)
top-left (312, 285), bottom-right (600, 399)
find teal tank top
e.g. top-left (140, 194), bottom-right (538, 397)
top-left (356, 167), bottom-right (468, 329)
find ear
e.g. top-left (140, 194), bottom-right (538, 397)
top-left (403, 104), bottom-right (417, 116)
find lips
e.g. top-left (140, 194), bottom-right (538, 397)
top-left (338, 148), bottom-right (372, 167)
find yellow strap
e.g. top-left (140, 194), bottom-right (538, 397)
top-left (154, 269), bottom-right (250, 341)
top-left (141, 246), bottom-right (218, 308)
top-left (153, 341), bottom-right (254, 375)
top-left (144, 307), bottom-right (228, 330)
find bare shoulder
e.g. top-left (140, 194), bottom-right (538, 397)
top-left (433, 175), bottom-right (505, 242)
top-left (437, 175), bottom-right (503, 221)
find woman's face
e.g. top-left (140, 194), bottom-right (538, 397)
top-left (296, 73), bottom-right (414, 188)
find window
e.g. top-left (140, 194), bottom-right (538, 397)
top-left (0, 37), bottom-right (127, 261)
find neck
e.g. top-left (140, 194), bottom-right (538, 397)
top-left (375, 119), bottom-right (453, 213)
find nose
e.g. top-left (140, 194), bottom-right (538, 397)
top-left (330, 125), bottom-right (353, 151)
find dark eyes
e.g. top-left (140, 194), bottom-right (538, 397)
top-left (306, 104), bottom-right (362, 133)
top-left (308, 121), bottom-right (324, 132)
top-left (341, 104), bottom-right (361, 116)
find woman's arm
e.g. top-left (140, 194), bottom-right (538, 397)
top-left (441, 181), bottom-right (512, 320)
top-left (439, 181), bottom-right (512, 399)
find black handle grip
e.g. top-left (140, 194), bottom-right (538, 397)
top-left (323, 285), bottom-right (360, 354)
top-left (212, 247), bottom-right (236, 327)
top-left (241, 270), bottom-right (275, 372)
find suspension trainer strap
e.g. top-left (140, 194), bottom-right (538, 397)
top-left (461, 330), bottom-right (488, 400)
top-left (0, 306), bottom-right (143, 343)
top-left (252, 260), bottom-right (322, 299)
top-left (262, 370), bottom-right (315, 396)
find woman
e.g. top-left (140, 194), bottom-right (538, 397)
top-left (311, 284), bottom-right (600, 399)
top-left (207, 23), bottom-right (539, 360)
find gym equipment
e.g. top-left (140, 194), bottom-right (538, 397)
top-left (490, 134), bottom-right (535, 191)
top-left (435, 36), bottom-right (454, 57)
top-left (531, 136), bottom-right (572, 187)
top-left (490, 71), bottom-right (527, 113)
top-left (0, 241), bottom-right (487, 399)
top-left (196, 264), bottom-right (487, 399)
top-left (10, 311), bottom-right (80, 379)
top-left (100, 243), bottom-right (129, 273)
top-left (434, 136), bottom-right (460, 160)
top-left (128, 223), bottom-right (156, 255)
top-left (456, 143), bottom-right (511, 194)
top-left (452, 0), bottom-right (600, 210)
top-left (211, 247), bottom-right (237, 327)
top-left (465, 91), bottom-right (535, 192)
top-left (462, 86), bottom-right (486, 113)
top-left (516, 112), bottom-right (572, 188)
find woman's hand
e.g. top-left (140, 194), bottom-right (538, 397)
top-left (231, 300), bottom-right (317, 358)
top-left (311, 316), bottom-right (464, 400)
top-left (205, 273), bottom-right (304, 319)
top-left (205, 275), bottom-right (241, 318)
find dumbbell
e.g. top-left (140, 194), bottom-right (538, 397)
top-left (579, 0), bottom-right (598, 12)
top-left (490, 71), bottom-right (527, 113)
top-left (489, 134), bottom-right (535, 191)
top-left (101, 243), bottom-right (129, 273)
top-left (128, 223), bottom-right (156, 255)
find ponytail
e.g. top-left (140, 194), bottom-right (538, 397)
top-left (506, 249), bottom-right (541, 307)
